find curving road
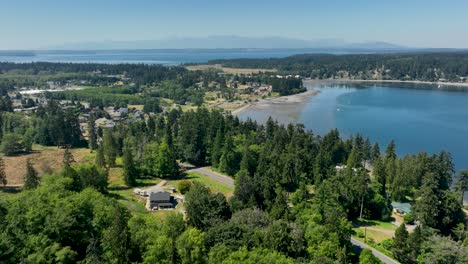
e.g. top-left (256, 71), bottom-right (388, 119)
top-left (179, 163), bottom-right (396, 263)
top-left (351, 237), bottom-right (400, 264)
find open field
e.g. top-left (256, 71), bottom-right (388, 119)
top-left (186, 64), bottom-right (277, 74)
top-left (2, 145), bottom-right (94, 185)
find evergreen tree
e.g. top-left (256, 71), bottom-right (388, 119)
top-left (454, 170), bottom-right (468, 205)
top-left (371, 142), bottom-right (380, 162)
top-left (95, 144), bottom-right (106, 168)
top-left (156, 141), bottom-right (179, 178)
top-left (210, 129), bottom-right (224, 167)
top-left (24, 159), bottom-right (39, 190)
top-left (122, 142), bottom-right (137, 187)
top-left (218, 134), bottom-right (239, 176)
top-left (62, 147), bottom-right (81, 191)
top-left (0, 157), bottom-right (7, 188)
top-left (392, 223), bottom-right (410, 262)
top-left (88, 115), bottom-right (98, 151)
top-left (103, 129), bottom-right (117, 167)
top-left (385, 140), bottom-right (397, 160)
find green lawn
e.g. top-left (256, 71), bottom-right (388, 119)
top-left (353, 218), bottom-right (397, 230)
top-left (183, 171), bottom-right (233, 197)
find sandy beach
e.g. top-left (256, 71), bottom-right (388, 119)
top-left (231, 89), bottom-right (320, 116)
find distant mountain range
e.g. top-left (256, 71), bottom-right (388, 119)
top-left (51, 35), bottom-right (409, 51)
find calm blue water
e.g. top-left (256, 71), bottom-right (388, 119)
top-left (0, 49), bottom-right (338, 65)
top-left (241, 83), bottom-right (468, 173)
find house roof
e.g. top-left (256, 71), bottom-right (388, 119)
top-left (145, 186), bottom-right (166, 194)
top-left (391, 202), bottom-right (411, 214)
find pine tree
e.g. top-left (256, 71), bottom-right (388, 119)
top-left (454, 170), bottom-right (468, 205)
top-left (371, 142), bottom-right (380, 162)
top-left (218, 134), bottom-right (239, 176)
top-left (103, 129), bottom-right (117, 167)
top-left (392, 223), bottom-right (410, 262)
top-left (156, 141), bottom-right (179, 178)
top-left (122, 142), bottom-right (137, 187)
top-left (63, 147), bottom-right (75, 167)
top-left (24, 159), bottom-right (40, 190)
top-left (210, 129), bottom-right (224, 167)
top-left (62, 147), bottom-right (80, 190)
top-left (88, 115), bottom-right (98, 151)
top-left (95, 144), bottom-right (106, 168)
top-left (0, 157), bottom-right (7, 188)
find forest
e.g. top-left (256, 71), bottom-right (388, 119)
top-left (208, 52), bottom-right (468, 82)
top-left (0, 102), bottom-right (467, 263)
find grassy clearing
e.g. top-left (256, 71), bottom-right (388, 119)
top-left (185, 64), bottom-right (277, 74)
top-left (353, 227), bottom-right (394, 243)
top-left (353, 218), bottom-right (397, 230)
top-left (2, 145), bottom-right (94, 185)
top-left (184, 171), bottom-right (233, 197)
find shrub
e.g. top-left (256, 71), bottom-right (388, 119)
top-left (0, 133), bottom-right (27, 155)
top-left (403, 213), bottom-right (415, 224)
top-left (178, 180), bottom-right (192, 194)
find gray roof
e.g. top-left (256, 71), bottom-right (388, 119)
top-left (146, 186), bottom-right (166, 194)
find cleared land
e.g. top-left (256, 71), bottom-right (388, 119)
top-left (2, 145), bottom-right (94, 185)
top-left (186, 64), bottom-right (277, 74)
top-left (107, 164), bottom-right (234, 219)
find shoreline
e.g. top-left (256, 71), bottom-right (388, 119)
top-left (231, 88), bottom-right (320, 116)
top-left (318, 79), bottom-right (468, 88)
top-left (230, 78), bottom-right (468, 116)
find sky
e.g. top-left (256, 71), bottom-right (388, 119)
top-left (1, 0), bottom-right (468, 50)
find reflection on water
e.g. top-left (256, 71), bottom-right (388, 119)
top-left (239, 82), bottom-right (468, 190)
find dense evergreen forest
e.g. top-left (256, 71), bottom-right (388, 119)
top-left (1, 103), bottom-right (467, 263)
top-left (209, 52), bottom-right (468, 82)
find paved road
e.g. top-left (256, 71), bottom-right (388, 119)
top-left (351, 237), bottom-right (399, 264)
top-left (179, 163), bottom-right (234, 187)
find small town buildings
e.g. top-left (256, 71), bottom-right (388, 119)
top-left (95, 117), bottom-right (115, 128)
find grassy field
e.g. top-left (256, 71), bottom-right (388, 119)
top-left (175, 171), bottom-right (234, 197)
top-left (185, 64), bottom-right (277, 74)
top-left (353, 218), bottom-right (398, 231)
top-left (2, 145), bottom-right (94, 185)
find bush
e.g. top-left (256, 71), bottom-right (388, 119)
top-left (0, 133), bottom-right (28, 155)
top-left (356, 229), bottom-right (365, 238)
top-left (178, 180), bottom-right (192, 194)
top-left (380, 239), bottom-right (394, 251)
top-left (403, 213), bottom-right (415, 224)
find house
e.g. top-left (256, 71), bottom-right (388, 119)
top-left (391, 202), bottom-right (411, 216)
top-left (95, 117), bottom-right (115, 128)
top-left (144, 186), bottom-right (173, 210)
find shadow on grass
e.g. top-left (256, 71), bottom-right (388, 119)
top-left (353, 218), bottom-right (395, 228)
top-left (1, 187), bottom-right (22, 194)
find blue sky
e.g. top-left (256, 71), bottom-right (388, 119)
top-left (1, 0), bottom-right (467, 49)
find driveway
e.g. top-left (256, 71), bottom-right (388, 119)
top-left (351, 237), bottom-right (400, 264)
top-left (179, 163), bottom-right (234, 187)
